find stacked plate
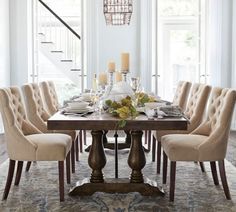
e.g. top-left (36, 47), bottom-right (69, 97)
top-left (65, 101), bottom-right (93, 113)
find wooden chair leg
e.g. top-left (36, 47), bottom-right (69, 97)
top-left (14, 161), bottom-right (23, 186)
top-left (58, 161), bottom-right (64, 202)
top-left (147, 131), bottom-right (151, 151)
top-left (75, 135), bottom-right (79, 161)
top-left (144, 130), bottom-right (147, 144)
top-left (157, 141), bottom-right (162, 174)
top-left (199, 162), bottom-right (205, 172)
top-left (79, 130), bottom-right (83, 153)
top-left (210, 161), bottom-right (219, 185)
top-left (83, 130), bottom-right (87, 145)
top-left (71, 141), bottom-right (75, 173)
top-left (169, 161), bottom-right (176, 202)
top-left (25, 161), bottom-right (31, 172)
top-left (162, 151), bottom-right (168, 184)
top-left (2, 160), bottom-right (16, 200)
top-left (66, 152), bottom-right (71, 184)
top-left (218, 160), bottom-right (231, 200)
top-left (152, 135), bottom-right (156, 162)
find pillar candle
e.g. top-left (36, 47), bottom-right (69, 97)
top-left (108, 61), bottom-right (116, 73)
top-left (98, 72), bottom-right (108, 85)
top-left (121, 53), bottom-right (129, 73)
top-left (115, 72), bottom-right (122, 82)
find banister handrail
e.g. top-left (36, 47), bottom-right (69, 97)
top-left (38, 0), bottom-right (81, 40)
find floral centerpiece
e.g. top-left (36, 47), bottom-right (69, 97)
top-left (105, 96), bottom-right (138, 128)
top-left (135, 92), bottom-right (157, 107)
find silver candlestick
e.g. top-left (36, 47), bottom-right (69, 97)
top-left (109, 71), bottom-right (114, 87)
top-left (122, 71), bottom-right (129, 82)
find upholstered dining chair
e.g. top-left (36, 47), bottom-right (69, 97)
top-left (22, 83), bottom-right (77, 173)
top-left (0, 87), bottom-right (72, 201)
top-left (153, 83), bottom-right (211, 173)
top-left (172, 81), bottom-right (192, 110)
top-left (161, 87), bottom-right (236, 201)
top-left (149, 81), bottom-right (192, 152)
top-left (39, 81), bottom-right (60, 116)
top-left (40, 81), bottom-right (86, 153)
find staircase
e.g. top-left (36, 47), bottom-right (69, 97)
top-left (36, 0), bottom-right (84, 90)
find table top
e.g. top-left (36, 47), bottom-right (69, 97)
top-left (48, 111), bottom-right (188, 131)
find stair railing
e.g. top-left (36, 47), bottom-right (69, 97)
top-left (37, 0), bottom-right (84, 90)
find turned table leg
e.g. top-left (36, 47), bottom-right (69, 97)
top-left (128, 130), bottom-right (146, 183)
top-left (69, 130), bottom-right (164, 197)
top-left (88, 130), bottom-right (106, 183)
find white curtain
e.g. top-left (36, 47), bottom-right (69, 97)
top-left (231, 0), bottom-right (236, 130)
top-left (206, 0), bottom-right (232, 87)
top-left (207, 0), bottom-right (235, 130)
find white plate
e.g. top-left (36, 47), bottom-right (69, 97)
top-left (64, 106), bottom-right (93, 113)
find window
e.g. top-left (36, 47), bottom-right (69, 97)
top-left (152, 0), bottom-right (207, 101)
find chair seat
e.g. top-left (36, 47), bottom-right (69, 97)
top-left (54, 130), bottom-right (77, 141)
top-left (26, 134), bottom-right (72, 161)
top-left (154, 129), bottom-right (189, 141)
top-left (161, 134), bottom-right (208, 161)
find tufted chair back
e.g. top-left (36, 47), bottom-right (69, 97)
top-left (0, 87), bottom-right (41, 161)
top-left (155, 83), bottom-right (211, 141)
top-left (184, 83), bottom-right (211, 132)
top-left (192, 87), bottom-right (236, 161)
top-left (40, 81), bottom-right (60, 116)
top-left (22, 83), bottom-right (51, 133)
top-left (172, 81), bottom-right (192, 110)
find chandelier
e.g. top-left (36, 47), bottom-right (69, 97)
top-left (103, 0), bottom-right (133, 26)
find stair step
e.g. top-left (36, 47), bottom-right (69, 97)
top-left (61, 59), bottom-right (73, 62)
top-left (51, 50), bottom-right (63, 53)
top-left (70, 68), bottom-right (81, 72)
top-left (41, 41), bottom-right (53, 44)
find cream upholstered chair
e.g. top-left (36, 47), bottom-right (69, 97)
top-left (161, 87), bottom-right (236, 201)
top-left (172, 81), bottom-right (192, 110)
top-left (149, 81), bottom-right (192, 152)
top-left (40, 81), bottom-right (86, 154)
top-left (153, 83), bottom-right (211, 173)
top-left (0, 87), bottom-right (72, 201)
top-left (39, 81), bottom-right (60, 116)
top-left (22, 83), bottom-right (77, 173)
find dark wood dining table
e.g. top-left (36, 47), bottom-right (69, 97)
top-left (48, 111), bottom-right (187, 197)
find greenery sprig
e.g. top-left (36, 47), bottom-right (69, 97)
top-left (135, 92), bottom-right (156, 107)
top-left (105, 96), bottom-right (138, 128)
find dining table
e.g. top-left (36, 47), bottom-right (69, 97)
top-left (47, 111), bottom-right (188, 197)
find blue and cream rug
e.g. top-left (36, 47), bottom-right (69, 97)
top-left (1, 147), bottom-right (236, 211)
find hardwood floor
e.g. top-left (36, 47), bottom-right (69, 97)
top-left (0, 131), bottom-right (236, 165)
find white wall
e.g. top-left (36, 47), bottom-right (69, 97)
top-left (9, 0), bottom-right (32, 86)
top-left (0, 0), bottom-right (11, 133)
top-left (0, 0), bottom-right (10, 87)
top-left (86, 0), bottom-right (149, 88)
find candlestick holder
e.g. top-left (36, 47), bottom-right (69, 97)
top-left (99, 84), bottom-right (106, 91)
top-left (109, 72), bottom-right (114, 87)
top-left (122, 71), bottom-right (129, 82)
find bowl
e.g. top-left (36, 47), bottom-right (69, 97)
top-left (80, 93), bottom-right (92, 102)
top-left (68, 101), bottom-right (89, 109)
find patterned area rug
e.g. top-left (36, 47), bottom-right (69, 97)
top-left (0, 147), bottom-right (236, 211)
